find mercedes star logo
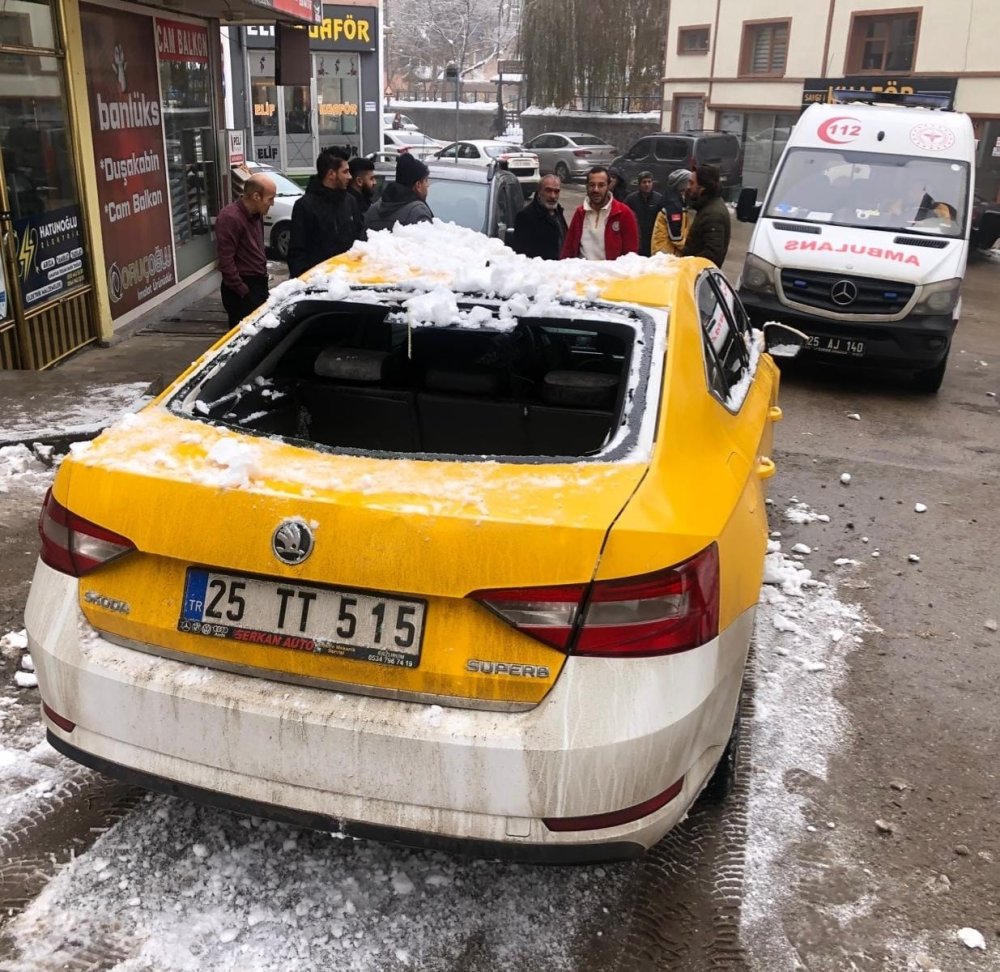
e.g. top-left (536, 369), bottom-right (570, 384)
top-left (830, 279), bottom-right (859, 306)
top-left (272, 519), bottom-right (314, 565)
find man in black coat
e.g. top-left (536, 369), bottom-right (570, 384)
top-left (682, 163), bottom-right (732, 268)
top-left (287, 150), bottom-right (365, 278)
top-left (347, 155), bottom-right (376, 214)
top-left (625, 170), bottom-right (664, 256)
top-left (511, 174), bottom-right (565, 260)
top-left (365, 153), bottom-right (434, 232)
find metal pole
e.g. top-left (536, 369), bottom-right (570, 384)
top-left (454, 75), bottom-right (460, 161)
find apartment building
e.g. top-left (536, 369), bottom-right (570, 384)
top-left (663, 0), bottom-right (1000, 195)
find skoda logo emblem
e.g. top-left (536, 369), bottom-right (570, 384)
top-left (272, 519), bottom-right (314, 565)
top-left (830, 279), bottom-right (859, 306)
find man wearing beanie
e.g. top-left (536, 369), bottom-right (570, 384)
top-left (365, 152), bottom-right (433, 231)
top-left (287, 149), bottom-right (365, 278)
top-left (347, 156), bottom-right (376, 214)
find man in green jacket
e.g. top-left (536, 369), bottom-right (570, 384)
top-left (683, 163), bottom-right (731, 268)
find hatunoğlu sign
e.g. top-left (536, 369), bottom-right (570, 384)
top-left (81, 3), bottom-right (176, 318)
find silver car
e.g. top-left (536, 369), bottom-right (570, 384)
top-left (523, 132), bottom-right (618, 181)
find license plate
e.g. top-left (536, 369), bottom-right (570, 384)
top-left (806, 336), bottom-right (865, 357)
top-left (178, 569), bottom-right (426, 668)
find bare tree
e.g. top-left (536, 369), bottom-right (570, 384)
top-left (521, 0), bottom-right (668, 109)
top-left (386, 0), bottom-right (519, 96)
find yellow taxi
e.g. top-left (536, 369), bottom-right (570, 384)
top-left (25, 224), bottom-right (801, 862)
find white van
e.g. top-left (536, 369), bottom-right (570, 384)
top-left (736, 101), bottom-right (975, 391)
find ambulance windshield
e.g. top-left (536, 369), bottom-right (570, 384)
top-left (765, 148), bottom-right (968, 238)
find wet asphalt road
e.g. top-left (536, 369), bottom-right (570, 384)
top-left (1, 218), bottom-right (999, 970)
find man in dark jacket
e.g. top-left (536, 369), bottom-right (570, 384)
top-left (625, 171), bottom-right (663, 256)
top-left (682, 163), bottom-right (731, 267)
top-left (511, 174), bottom-right (565, 259)
top-left (287, 150), bottom-right (364, 277)
top-left (347, 156), bottom-right (376, 214)
top-left (215, 174), bottom-right (276, 325)
top-left (608, 165), bottom-right (629, 202)
top-left (365, 153), bottom-right (433, 232)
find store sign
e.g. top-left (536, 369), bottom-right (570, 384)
top-left (227, 130), bottom-right (247, 165)
top-left (802, 76), bottom-right (957, 110)
top-left (249, 0), bottom-right (321, 24)
top-left (245, 4), bottom-right (377, 52)
top-left (13, 206), bottom-right (88, 310)
top-left (81, 4), bottom-right (175, 319)
top-left (155, 18), bottom-right (210, 63)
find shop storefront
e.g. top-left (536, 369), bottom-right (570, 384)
top-left (0, 0), bottom-right (319, 370)
top-left (717, 110), bottom-right (800, 194)
top-left (0, 0), bottom-right (95, 368)
top-left (239, 4), bottom-right (380, 174)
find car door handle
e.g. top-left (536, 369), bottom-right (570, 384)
top-left (756, 456), bottom-right (776, 479)
top-left (768, 406), bottom-right (783, 422)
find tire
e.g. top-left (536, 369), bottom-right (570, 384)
top-left (914, 350), bottom-right (949, 393)
top-left (554, 161), bottom-right (570, 182)
top-left (270, 223), bottom-right (291, 261)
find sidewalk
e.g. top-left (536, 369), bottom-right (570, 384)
top-left (0, 263), bottom-right (288, 451)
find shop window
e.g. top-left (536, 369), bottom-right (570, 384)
top-left (678, 26), bottom-right (710, 55)
top-left (283, 84), bottom-right (315, 168)
top-left (0, 0), bottom-right (57, 59)
top-left (157, 19), bottom-right (218, 280)
top-left (739, 21), bottom-right (789, 77)
top-left (250, 52), bottom-right (281, 166)
top-left (846, 11), bottom-right (918, 73)
top-left (0, 52), bottom-right (88, 309)
top-left (316, 53), bottom-right (360, 154)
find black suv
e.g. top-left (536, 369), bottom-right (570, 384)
top-left (612, 132), bottom-right (743, 195)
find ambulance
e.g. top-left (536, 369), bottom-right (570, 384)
top-left (736, 100), bottom-right (975, 391)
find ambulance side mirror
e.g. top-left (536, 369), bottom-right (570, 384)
top-left (737, 187), bottom-right (761, 223)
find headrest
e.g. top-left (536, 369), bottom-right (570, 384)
top-left (314, 347), bottom-right (392, 382)
top-left (541, 370), bottom-right (618, 408)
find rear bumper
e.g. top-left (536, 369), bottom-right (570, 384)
top-left (27, 560), bottom-right (753, 861)
top-left (739, 290), bottom-right (955, 370)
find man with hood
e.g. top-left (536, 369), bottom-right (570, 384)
top-left (608, 165), bottom-right (629, 202)
top-left (511, 174), bottom-right (565, 259)
top-left (365, 153), bottom-right (433, 232)
top-left (287, 149), bottom-right (364, 278)
top-left (651, 168), bottom-right (693, 257)
top-left (347, 156), bottom-right (376, 214)
top-left (682, 163), bottom-right (731, 267)
top-left (625, 171), bottom-right (663, 256)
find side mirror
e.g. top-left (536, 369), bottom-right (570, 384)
top-left (497, 221), bottom-right (508, 240)
top-left (763, 322), bottom-right (809, 359)
top-left (737, 186), bottom-right (762, 223)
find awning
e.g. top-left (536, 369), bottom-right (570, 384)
top-left (138, 0), bottom-right (321, 24)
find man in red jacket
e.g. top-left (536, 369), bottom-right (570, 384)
top-left (561, 166), bottom-right (639, 261)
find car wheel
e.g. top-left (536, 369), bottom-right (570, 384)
top-left (554, 162), bottom-right (570, 182)
top-left (914, 351), bottom-right (949, 394)
top-left (270, 223), bottom-right (291, 261)
top-left (701, 704), bottom-right (741, 803)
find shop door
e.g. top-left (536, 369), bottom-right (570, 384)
top-left (0, 46), bottom-right (98, 369)
top-left (249, 51), bottom-right (318, 174)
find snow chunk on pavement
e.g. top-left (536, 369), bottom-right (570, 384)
top-left (914, 503), bottom-right (927, 513)
top-left (14, 671), bottom-right (38, 689)
top-left (847, 412), bottom-right (861, 420)
top-left (785, 501), bottom-right (829, 524)
top-left (1, 629), bottom-right (28, 653)
top-left (791, 542), bottom-right (812, 555)
top-left (908, 554), bottom-right (921, 563)
top-left (840, 473), bottom-right (852, 484)
top-left (957, 927), bottom-right (986, 949)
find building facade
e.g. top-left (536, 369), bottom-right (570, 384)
top-left (662, 0), bottom-right (1000, 195)
top-left (228, 1), bottom-right (381, 175)
top-left (0, 0), bottom-right (319, 370)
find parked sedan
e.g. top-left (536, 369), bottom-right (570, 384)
top-left (26, 225), bottom-right (803, 861)
top-left (523, 131), bottom-right (618, 181)
top-left (383, 111), bottom-right (419, 132)
top-left (232, 161), bottom-right (303, 260)
top-left (382, 129), bottom-right (445, 160)
top-left (433, 140), bottom-right (539, 197)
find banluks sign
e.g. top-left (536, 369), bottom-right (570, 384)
top-left (81, 4), bottom-right (176, 318)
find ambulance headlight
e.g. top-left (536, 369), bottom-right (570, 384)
top-left (740, 254), bottom-right (777, 296)
top-left (912, 278), bottom-right (961, 316)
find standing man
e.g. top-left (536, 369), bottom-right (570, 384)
top-left (215, 173), bottom-right (276, 326)
top-left (365, 153), bottom-right (433, 231)
top-left (511, 174), bottom-right (565, 259)
top-left (608, 165), bottom-right (629, 202)
top-left (651, 168), bottom-right (693, 257)
top-left (682, 163), bottom-right (731, 267)
top-left (287, 149), bottom-right (365, 278)
top-left (625, 171), bottom-right (663, 256)
top-left (347, 156), bottom-right (377, 214)
top-left (561, 166), bottom-right (639, 261)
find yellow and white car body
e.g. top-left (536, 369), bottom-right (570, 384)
top-left (26, 224), bottom-right (783, 861)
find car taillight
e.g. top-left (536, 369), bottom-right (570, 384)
top-left (470, 544), bottom-right (719, 658)
top-left (572, 149), bottom-right (591, 158)
top-left (38, 489), bottom-right (136, 577)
